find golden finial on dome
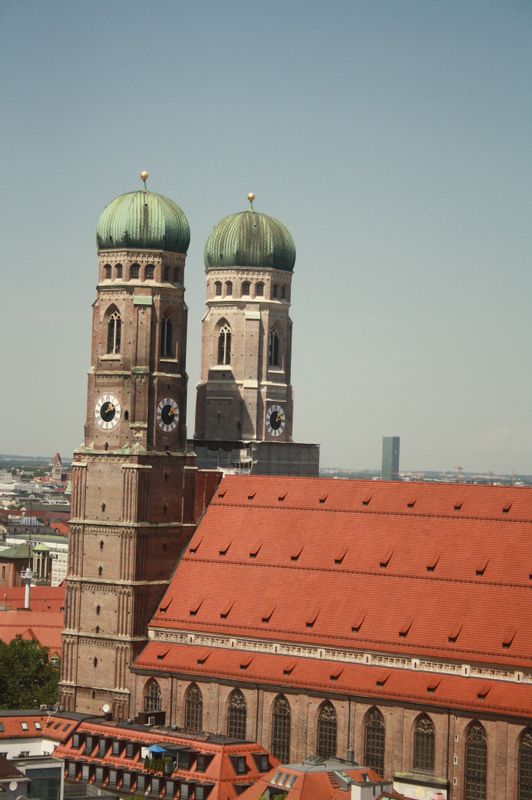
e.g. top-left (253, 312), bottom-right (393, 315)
top-left (247, 192), bottom-right (255, 210)
top-left (140, 170), bottom-right (149, 190)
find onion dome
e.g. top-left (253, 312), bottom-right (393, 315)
top-left (205, 194), bottom-right (296, 272)
top-left (96, 173), bottom-right (190, 253)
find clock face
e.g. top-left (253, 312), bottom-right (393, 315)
top-left (266, 404), bottom-right (285, 437)
top-left (95, 394), bottom-right (121, 430)
top-left (157, 397), bottom-right (179, 432)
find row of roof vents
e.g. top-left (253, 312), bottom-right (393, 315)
top-left (216, 488), bottom-right (516, 514)
top-left (188, 539), bottom-right (512, 577)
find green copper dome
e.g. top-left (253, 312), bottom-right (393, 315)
top-left (97, 190), bottom-right (190, 253)
top-left (205, 209), bottom-right (296, 272)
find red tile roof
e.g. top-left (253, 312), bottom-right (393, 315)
top-left (135, 642), bottom-right (532, 719)
top-left (0, 609), bottom-right (64, 655)
top-left (54, 720), bottom-right (278, 800)
top-left (0, 712), bottom-right (78, 742)
top-left (237, 760), bottom-right (407, 800)
top-left (0, 584), bottom-right (65, 613)
top-left (137, 476), bottom-right (532, 719)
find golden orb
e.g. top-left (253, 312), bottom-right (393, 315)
top-left (247, 192), bottom-right (256, 203)
top-left (140, 170), bottom-right (149, 183)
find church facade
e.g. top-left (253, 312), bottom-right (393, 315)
top-left (61, 178), bottom-right (532, 799)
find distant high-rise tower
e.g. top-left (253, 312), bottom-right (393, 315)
top-left (382, 436), bottom-right (400, 480)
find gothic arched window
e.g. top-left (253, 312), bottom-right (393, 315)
top-left (464, 721), bottom-right (487, 800)
top-left (160, 316), bottom-right (173, 358)
top-left (413, 714), bottom-right (435, 773)
top-left (217, 323), bottom-right (232, 365)
top-left (268, 328), bottom-right (280, 367)
top-left (130, 263), bottom-right (140, 279)
top-left (215, 281), bottom-right (222, 296)
top-left (184, 683), bottom-right (203, 731)
top-left (519, 729), bottom-right (532, 800)
top-left (146, 264), bottom-right (155, 280)
top-left (143, 679), bottom-right (162, 713)
top-left (225, 281), bottom-right (233, 296)
top-left (256, 282), bottom-right (264, 297)
top-left (107, 309), bottom-right (121, 354)
top-left (115, 264), bottom-right (123, 279)
top-left (317, 701), bottom-right (337, 759)
top-left (241, 281), bottom-right (250, 296)
top-left (272, 284), bottom-right (278, 299)
top-left (104, 264), bottom-right (111, 280)
top-left (227, 689), bottom-right (247, 739)
top-left (271, 695), bottom-right (291, 763)
top-left (364, 707), bottom-right (385, 775)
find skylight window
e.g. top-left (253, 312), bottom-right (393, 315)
top-left (21, 722), bottom-right (28, 731)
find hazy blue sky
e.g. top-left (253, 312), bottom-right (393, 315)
top-left (1, 1), bottom-right (530, 473)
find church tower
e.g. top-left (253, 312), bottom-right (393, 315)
top-left (194, 194), bottom-right (319, 475)
top-left (60, 174), bottom-right (198, 717)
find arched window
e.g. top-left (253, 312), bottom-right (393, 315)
top-left (115, 264), bottom-right (123, 279)
top-left (281, 286), bottom-right (286, 299)
top-left (163, 266), bottom-right (169, 282)
top-left (464, 721), bottom-right (487, 800)
top-left (225, 281), bottom-right (233, 296)
top-left (519, 729), bottom-right (532, 800)
top-left (217, 323), bottom-right (232, 365)
top-left (227, 689), bottom-right (247, 739)
top-left (146, 264), bottom-right (155, 280)
top-left (272, 284), bottom-right (278, 299)
top-left (268, 328), bottom-right (280, 367)
top-left (215, 281), bottom-right (222, 296)
top-left (364, 707), bottom-right (385, 775)
top-left (104, 264), bottom-right (112, 280)
top-left (107, 309), bottom-right (121, 354)
top-left (271, 695), bottom-right (291, 763)
top-left (130, 263), bottom-right (140, 279)
top-left (317, 701), bottom-right (337, 759)
top-left (160, 316), bottom-right (173, 358)
top-left (413, 714), bottom-right (435, 773)
top-left (173, 267), bottom-right (179, 283)
top-left (256, 282), bottom-right (264, 297)
top-left (241, 281), bottom-right (250, 296)
top-left (143, 679), bottom-right (162, 713)
top-left (184, 683), bottom-right (203, 731)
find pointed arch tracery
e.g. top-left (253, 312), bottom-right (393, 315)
top-left (271, 694), bottom-right (291, 763)
top-left (184, 683), bottom-right (203, 731)
top-left (413, 713), bottom-right (435, 773)
top-left (217, 321), bottom-right (232, 365)
top-left (364, 707), bottom-right (385, 774)
top-left (106, 306), bottom-right (121, 354)
top-left (317, 701), bottom-right (337, 759)
top-left (143, 679), bottom-right (162, 713)
top-left (227, 689), bottom-right (247, 739)
top-left (519, 728), bottom-right (532, 800)
top-left (160, 313), bottom-right (173, 358)
top-left (268, 328), bottom-right (281, 367)
top-left (464, 721), bottom-right (487, 800)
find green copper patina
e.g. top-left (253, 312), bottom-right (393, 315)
top-left (205, 207), bottom-right (296, 272)
top-left (96, 190), bottom-right (190, 254)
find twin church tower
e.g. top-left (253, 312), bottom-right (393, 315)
top-left (60, 175), bottom-right (317, 714)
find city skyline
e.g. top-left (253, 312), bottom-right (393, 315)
top-left (1, 0), bottom-right (531, 472)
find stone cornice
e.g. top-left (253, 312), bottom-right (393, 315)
top-left (148, 627), bottom-right (531, 686)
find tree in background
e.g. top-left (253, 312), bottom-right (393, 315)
top-left (0, 639), bottom-right (59, 709)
